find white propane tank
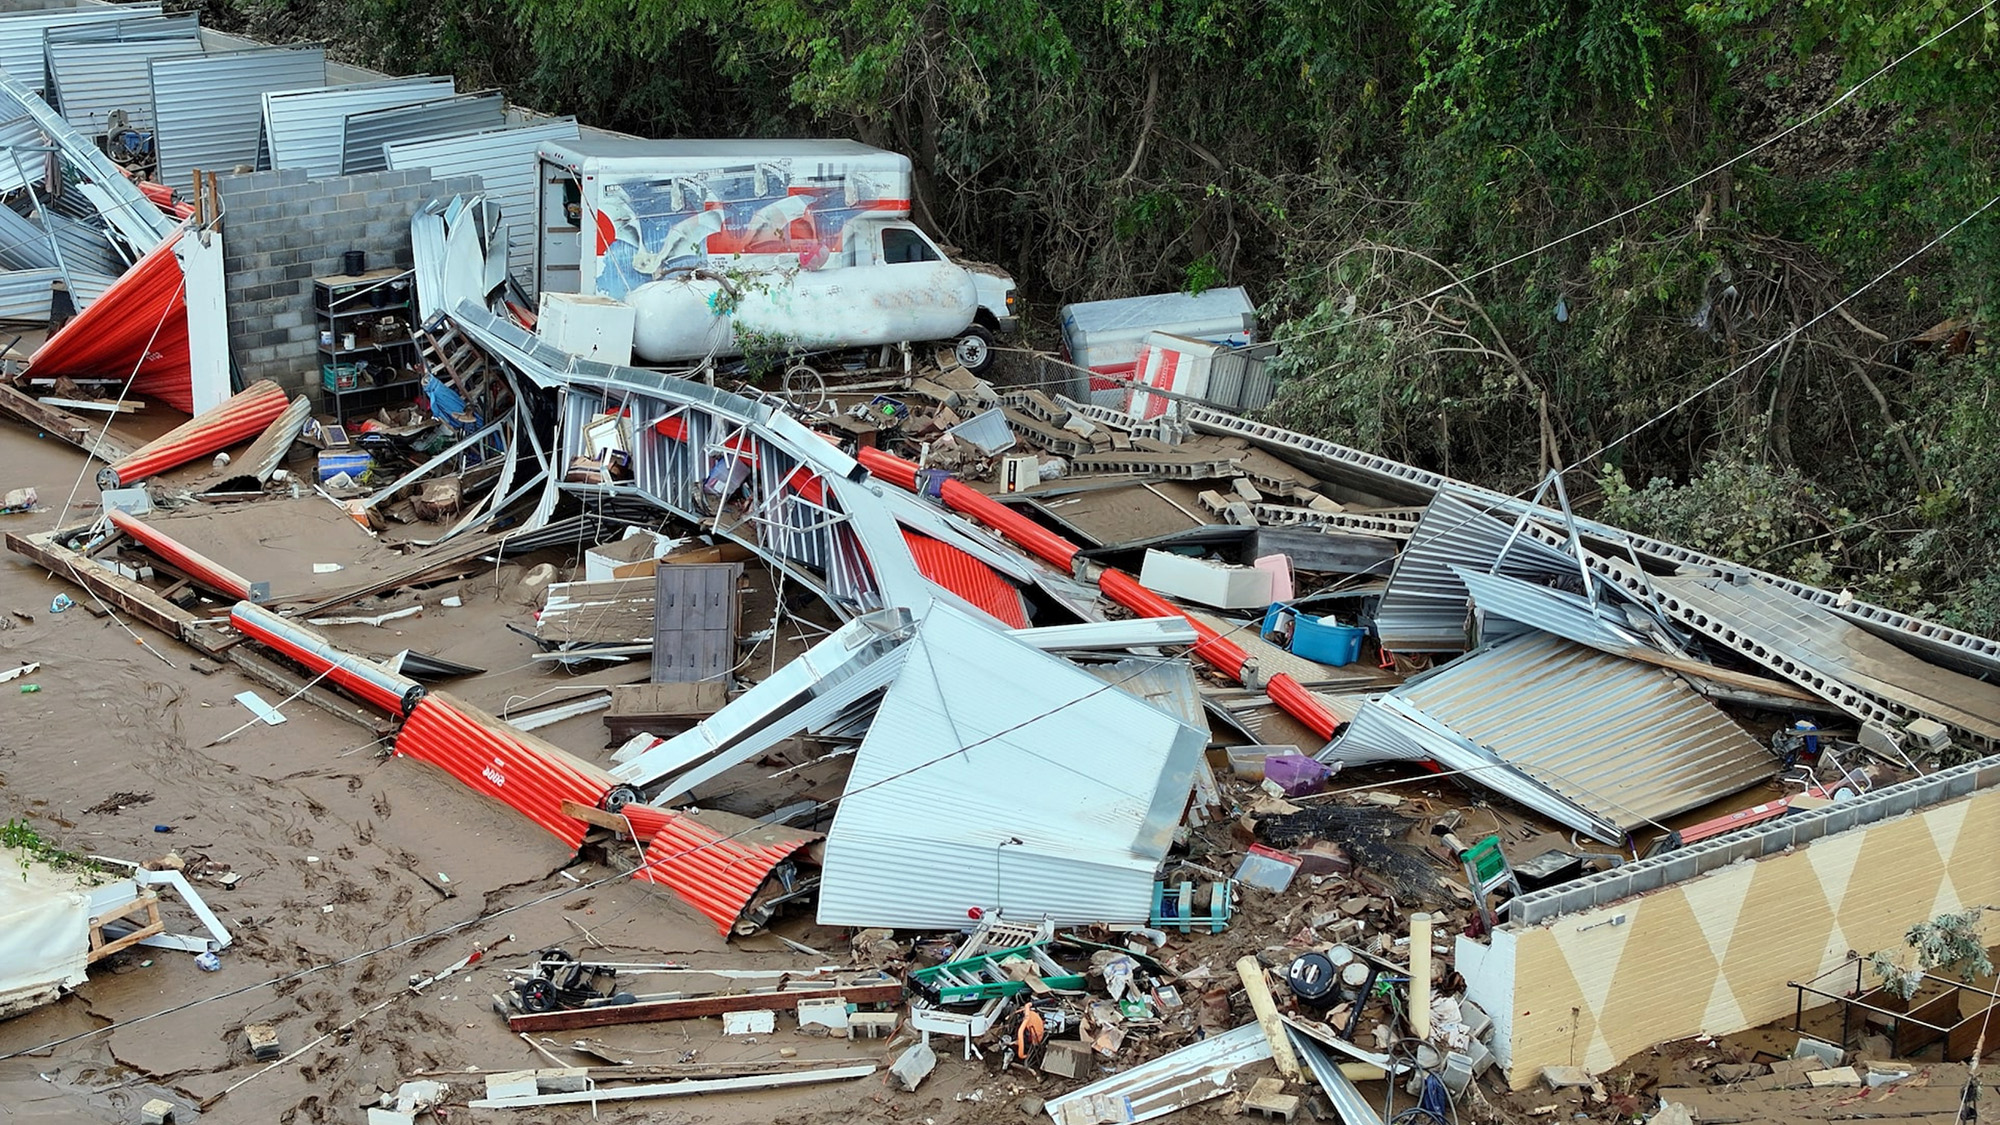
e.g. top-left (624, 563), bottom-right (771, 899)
top-left (628, 261), bottom-right (979, 364)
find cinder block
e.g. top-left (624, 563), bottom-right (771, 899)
top-left (244, 345), bottom-right (279, 365)
top-left (484, 1070), bottom-right (538, 1100)
top-left (140, 1099), bottom-right (176, 1125)
top-left (848, 1011), bottom-right (898, 1039)
top-left (536, 1067), bottom-right (591, 1093)
top-left (277, 167), bottom-right (309, 186)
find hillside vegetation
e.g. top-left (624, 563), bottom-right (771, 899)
top-left (201, 0), bottom-right (2000, 630)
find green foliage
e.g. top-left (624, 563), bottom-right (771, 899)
top-left (197, 0), bottom-right (2000, 631)
top-left (1869, 908), bottom-right (1992, 1002)
top-left (2, 818), bottom-right (102, 883)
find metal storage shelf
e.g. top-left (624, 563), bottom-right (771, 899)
top-left (314, 268), bottom-right (419, 423)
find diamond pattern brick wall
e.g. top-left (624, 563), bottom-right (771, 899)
top-left (1500, 786), bottom-right (2000, 1086)
top-left (214, 165), bottom-right (483, 403)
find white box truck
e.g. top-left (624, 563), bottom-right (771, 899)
top-left (535, 137), bottom-right (1018, 372)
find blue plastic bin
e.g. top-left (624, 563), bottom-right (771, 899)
top-left (1262, 603), bottom-right (1366, 667)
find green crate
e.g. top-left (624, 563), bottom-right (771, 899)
top-left (322, 363), bottom-right (362, 391)
top-left (909, 940), bottom-right (1085, 1004)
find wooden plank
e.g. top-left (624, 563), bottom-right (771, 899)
top-left (560, 799), bottom-right (634, 836)
top-left (6, 530), bottom-right (194, 637)
top-left (0, 382), bottom-right (136, 462)
top-left (1656, 1084), bottom-right (1966, 1122)
top-left (504, 981), bottom-right (905, 1033)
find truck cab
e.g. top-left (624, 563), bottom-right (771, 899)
top-left (843, 215), bottom-right (1019, 372)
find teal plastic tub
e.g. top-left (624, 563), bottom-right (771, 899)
top-left (1263, 603), bottom-right (1366, 667)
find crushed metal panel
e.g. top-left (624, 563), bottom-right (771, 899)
top-left (1085, 655), bottom-right (1207, 730)
top-left (631, 805), bottom-right (818, 935)
top-left (0, 108), bottom-right (46, 194)
top-left (611, 611), bottom-right (914, 793)
top-left (1044, 1023), bottom-right (1270, 1124)
top-left (0, 4), bottom-right (163, 93)
top-left (339, 91), bottom-right (503, 174)
top-left (0, 196), bottom-right (59, 271)
top-left (1387, 632), bottom-right (1776, 833)
top-left (1375, 489), bottom-right (1579, 653)
top-left (1657, 574), bottom-right (2000, 741)
top-left (45, 37), bottom-right (201, 133)
top-left (818, 602), bottom-right (1205, 930)
top-left (262, 75), bottom-right (455, 178)
top-left (386, 120), bottom-right (582, 291)
top-left (0, 267), bottom-right (59, 322)
top-left (652, 562), bottom-right (741, 684)
top-left (40, 209), bottom-right (121, 277)
top-left (1456, 567), bottom-right (1653, 652)
top-left (150, 47), bottom-right (326, 185)
top-left (0, 65), bottom-right (171, 251)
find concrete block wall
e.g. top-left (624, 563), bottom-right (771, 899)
top-left (216, 166), bottom-right (484, 403)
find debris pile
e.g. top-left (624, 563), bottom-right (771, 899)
top-left (3, 9), bottom-right (2000, 1123)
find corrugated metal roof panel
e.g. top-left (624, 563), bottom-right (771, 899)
top-left (393, 692), bottom-right (612, 849)
top-left (262, 75), bottom-right (455, 177)
top-left (1657, 574), bottom-right (2000, 740)
top-left (41, 210), bottom-right (120, 276)
top-left (0, 108), bottom-right (47, 194)
top-left (47, 37), bottom-right (201, 133)
top-left (1375, 489), bottom-right (1579, 652)
top-left (150, 48), bottom-right (326, 185)
top-left (0, 3), bottom-right (162, 93)
top-left (1386, 632), bottom-right (1775, 835)
top-left (339, 91), bottom-right (503, 175)
top-left (817, 602), bottom-right (1205, 930)
top-left (632, 806), bottom-right (817, 935)
top-left (0, 267), bottom-right (58, 321)
top-left (0, 202), bottom-right (56, 269)
top-left (902, 528), bottom-right (1028, 628)
top-left (385, 119), bottom-right (581, 291)
top-left (42, 12), bottom-right (196, 44)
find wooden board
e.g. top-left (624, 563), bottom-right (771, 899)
top-left (1655, 1083), bottom-right (1967, 1122)
top-left (504, 981), bottom-right (905, 1033)
top-left (7, 530), bottom-right (195, 639)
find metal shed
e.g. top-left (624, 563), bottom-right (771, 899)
top-left (385, 118), bottom-right (581, 291)
top-left (339, 91), bottom-right (503, 175)
top-left (1375, 488), bottom-right (1580, 652)
top-left (262, 76), bottom-right (455, 178)
top-left (149, 47), bottom-right (326, 185)
top-left (816, 601), bottom-right (1206, 929)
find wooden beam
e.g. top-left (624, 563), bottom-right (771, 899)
top-left (504, 981), bottom-right (905, 1033)
top-left (7, 529), bottom-right (194, 637)
top-left (0, 383), bottom-right (135, 462)
top-left (560, 799), bottom-right (634, 836)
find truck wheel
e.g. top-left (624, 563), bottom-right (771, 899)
top-left (953, 326), bottom-right (995, 375)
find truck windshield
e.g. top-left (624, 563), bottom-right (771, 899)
top-left (882, 227), bottom-right (941, 264)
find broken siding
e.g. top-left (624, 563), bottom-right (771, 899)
top-left (338, 92), bottom-right (504, 174)
top-left (384, 119), bottom-right (581, 291)
top-left (1492, 778), bottom-right (2000, 1085)
top-left (45, 37), bottom-right (200, 133)
top-left (0, 4), bottom-right (163, 93)
top-left (150, 48), bottom-right (327, 185)
top-left (261, 76), bottom-right (456, 177)
top-left (1374, 489), bottom-right (1578, 652)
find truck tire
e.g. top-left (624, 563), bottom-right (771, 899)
top-left (953, 325), bottom-right (996, 375)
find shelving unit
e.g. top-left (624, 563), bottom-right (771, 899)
top-left (314, 267), bottom-right (419, 422)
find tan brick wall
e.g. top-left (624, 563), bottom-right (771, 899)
top-left (1500, 787), bottom-right (2000, 1086)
